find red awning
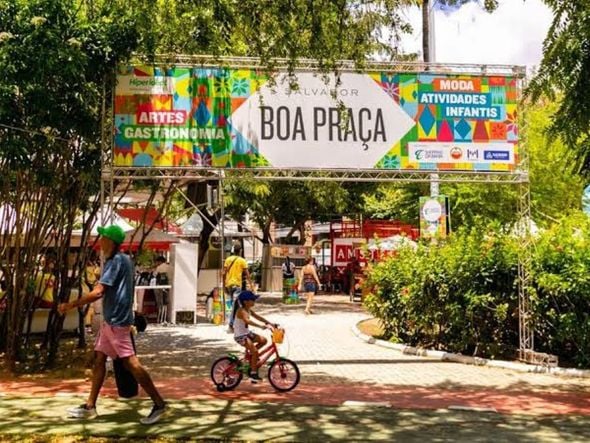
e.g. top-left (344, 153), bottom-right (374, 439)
top-left (117, 208), bottom-right (182, 234)
top-left (91, 227), bottom-right (179, 252)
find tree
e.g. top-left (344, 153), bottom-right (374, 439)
top-left (363, 99), bottom-right (584, 229)
top-left (225, 179), bottom-right (375, 245)
top-left (0, 0), bottom-right (417, 370)
top-left (527, 1), bottom-right (590, 174)
top-left (0, 0), bottom-right (143, 369)
top-left (127, 0), bottom-right (416, 268)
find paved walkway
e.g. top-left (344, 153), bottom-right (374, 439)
top-left (3, 294), bottom-right (590, 440)
top-left (137, 295), bottom-right (590, 391)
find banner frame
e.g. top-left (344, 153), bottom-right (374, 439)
top-left (102, 55), bottom-right (536, 363)
top-left (111, 56), bottom-right (526, 175)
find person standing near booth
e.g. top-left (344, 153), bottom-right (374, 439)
top-left (154, 256), bottom-right (171, 323)
top-left (281, 256), bottom-right (298, 304)
top-left (224, 243), bottom-right (252, 331)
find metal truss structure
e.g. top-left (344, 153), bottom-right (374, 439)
top-left (104, 167), bottom-right (528, 184)
top-left (133, 54), bottom-right (525, 77)
top-left (101, 57), bottom-right (542, 364)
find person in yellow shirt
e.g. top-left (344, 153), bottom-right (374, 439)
top-left (224, 244), bottom-right (253, 331)
top-left (34, 256), bottom-right (56, 309)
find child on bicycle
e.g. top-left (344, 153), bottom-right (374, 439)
top-left (233, 290), bottom-right (275, 383)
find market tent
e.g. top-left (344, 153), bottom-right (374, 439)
top-left (118, 227), bottom-right (179, 251)
top-left (116, 208), bottom-right (181, 234)
top-left (368, 235), bottom-right (418, 251)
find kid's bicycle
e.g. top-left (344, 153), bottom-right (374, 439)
top-left (210, 327), bottom-right (300, 392)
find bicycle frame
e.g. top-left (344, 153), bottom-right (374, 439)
top-left (213, 336), bottom-right (299, 393)
top-left (245, 341), bottom-right (279, 371)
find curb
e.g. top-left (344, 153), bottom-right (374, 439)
top-left (351, 319), bottom-right (590, 379)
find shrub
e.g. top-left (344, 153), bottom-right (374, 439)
top-left (532, 213), bottom-right (590, 367)
top-left (365, 214), bottom-right (590, 367)
top-left (365, 223), bottom-right (520, 358)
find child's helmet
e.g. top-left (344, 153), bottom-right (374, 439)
top-left (238, 290), bottom-right (259, 302)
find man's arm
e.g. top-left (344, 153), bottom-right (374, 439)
top-left (222, 258), bottom-right (230, 285)
top-left (58, 283), bottom-right (105, 315)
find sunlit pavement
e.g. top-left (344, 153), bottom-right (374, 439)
top-left (2, 294), bottom-right (590, 441)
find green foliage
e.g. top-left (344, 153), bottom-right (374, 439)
top-left (525, 100), bottom-right (584, 223)
top-left (363, 98), bottom-right (585, 230)
top-left (135, 249), bottom-right (156, 268)
top-left (225, 177), bottom-right (376, 243)
top-left (532, 213), bottom-right (590, 367)
top-left (0, 0), bottom-right (144, 367)
top-left (249, 260), bottom-right (262, 285)
top-left (365, 213), bottom-right (590, 367)
top-left (365, 223), bottom-right (519, 357)
top-left (117, 0), bottom-right (413, 63)
top-left (527, 1), bottom-right (590, 173)
top-left (363, 183), bottom-right (426, 225)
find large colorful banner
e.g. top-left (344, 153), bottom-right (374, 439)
top-left (113, 65), bottom-right (519, 171)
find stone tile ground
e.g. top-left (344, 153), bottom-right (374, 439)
top-left (139, 294), bottom-right (590, 393)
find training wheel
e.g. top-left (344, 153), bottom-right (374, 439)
top-left (216, 384), bottom-right (226, 392)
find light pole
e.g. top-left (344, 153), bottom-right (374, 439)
top-left (425, 0), bottom-right (439, 197)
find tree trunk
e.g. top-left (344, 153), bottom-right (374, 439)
top-left (422, 0), bottom-right (430, 63)
top-left (186, 181), bottom-right (221, 271)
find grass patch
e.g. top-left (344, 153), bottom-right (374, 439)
top-left (357, 318), bottom-right (387, 340)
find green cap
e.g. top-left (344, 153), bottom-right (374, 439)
top-left (97, 224), bottom-right (126, 245)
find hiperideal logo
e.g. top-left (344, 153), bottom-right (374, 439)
top-left (129, 77), bottom-right (168, 88)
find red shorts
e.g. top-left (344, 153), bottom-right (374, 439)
top-left (95, 322), bottom-right (135, 359)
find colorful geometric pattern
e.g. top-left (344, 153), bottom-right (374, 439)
top-left (114, 65), bottom-right (270, 168)
top-left (114, 67), bottom-right (519, 172)
top-left (371, 72), bottom-right (519, 172)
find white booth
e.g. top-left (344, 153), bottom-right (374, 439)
top-left (169, 242), bottom-right (199, 323)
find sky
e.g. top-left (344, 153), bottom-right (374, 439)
top-left (398, 0), bottom-right (553, 69)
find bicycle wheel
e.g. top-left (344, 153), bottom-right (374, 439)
top-left (268, 358), bottom-right (300, 392)
top-left (211, 356), bottom-right (243, 390)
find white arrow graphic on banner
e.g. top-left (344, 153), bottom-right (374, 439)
top-left (230, 73), bottom-right (415, 169)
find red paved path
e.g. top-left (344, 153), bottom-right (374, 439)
top-left (2, 377), bottom-right (589, 416)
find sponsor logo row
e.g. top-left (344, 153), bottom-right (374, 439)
top-left (408, 142), bottom-right (514, 164)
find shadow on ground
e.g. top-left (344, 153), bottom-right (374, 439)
top-left (0, 396), bottom-right (589, 442)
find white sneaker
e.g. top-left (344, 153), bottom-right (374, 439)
top-left (67, 403), bottom-right (97, 419)
top-left (140, 402), bottom-right (167, 425)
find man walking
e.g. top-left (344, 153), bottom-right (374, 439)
top-left (59, 224), bottom-right (166, 424)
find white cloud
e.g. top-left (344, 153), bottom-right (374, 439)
top-left (399, 0), bottom-right (552, 69)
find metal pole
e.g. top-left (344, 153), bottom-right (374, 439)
top-left (427, 0), bottom-right (439, 197)
top-left (219, 175), bottom-right (225, 324)
top-left (517, 178), bottom-right (534, 361)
